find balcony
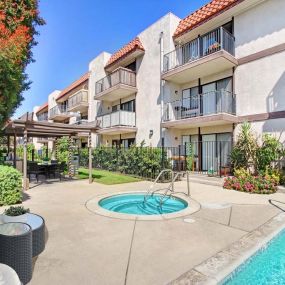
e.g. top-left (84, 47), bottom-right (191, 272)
top-left (97, 110), bottom-right (136, 135)
top-left (162, 90), bottom-right (238, 129)
top-left (37, 112), bottom-right (48, 121)
top-left (37, 137), bottom-right (54, 143)
top-left (67, 90), bottom-right (88, 112)
top-left (95, 67), bottom-right (137, 102)
top-left (49, 105), bottom-right (71, 121)
top-left (162, 27), bottom-right (238, 84)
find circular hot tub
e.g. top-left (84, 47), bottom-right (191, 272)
top-left (86, 191), bottom-right (200, 221)
top-left (99, 193), bottom-right (188, 215)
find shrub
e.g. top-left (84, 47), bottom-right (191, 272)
top-left (88, 144), bottom-right (170, 179)
top-left (256, 134), bottom-right (284, 172)
top-left (231, 122), bottom-right (258, 172)
top-left (4, 206), bottom-right (29, 216)
top-left (56, 137), bottom-right (71, 164)
top-left (0, 165), bottom-right (22, 205)
top-left (231, 123), bottom-right (285, 175)
top-left (223, 172), bottom-right (277, 194)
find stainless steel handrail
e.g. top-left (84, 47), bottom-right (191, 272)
top-left (144, 169), bottom-right (174, 202)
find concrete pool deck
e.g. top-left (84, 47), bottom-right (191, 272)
top-left (2, 179), bottom-right (285, 285)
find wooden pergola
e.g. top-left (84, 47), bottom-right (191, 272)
top-left (2, 116), bottom-right (99, 190)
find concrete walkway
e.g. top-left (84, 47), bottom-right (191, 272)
top-left (3, 179), bottom-right (285, 285)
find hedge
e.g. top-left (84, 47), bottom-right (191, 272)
top-left (0, 165), bottom-right (22, 205)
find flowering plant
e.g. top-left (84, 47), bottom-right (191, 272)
top-left (223, 168), bottom-right (277, 194)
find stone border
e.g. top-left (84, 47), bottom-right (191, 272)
top-left (85, 191), bottom-right (200, 221)
top-left (169, 212), bottom-right (285, 284)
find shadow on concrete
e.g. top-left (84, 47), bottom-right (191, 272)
top-left (269, 199), bottom-right (285, 212)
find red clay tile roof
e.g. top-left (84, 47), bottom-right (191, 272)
top-left (36, 102), bottom-right (48, 114)
top-left (56, 72), bottom-right (90, 101)
top-left (106, 37), bottom-right (145, 68)
top-left (174, 0), bottom-right (243, 39)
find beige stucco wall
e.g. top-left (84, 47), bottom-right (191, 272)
top-left (235, 119), bottom-right (285, 144)
top-left (134, 13), bottom-right (180, 147)
top-left (235, 0), bottom-right (285, 58)
top-left (234, 0), bottom-right (285, 141)
top-left (88, 52), bottom-right (111, 146)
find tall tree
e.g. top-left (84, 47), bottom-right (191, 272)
top-left (0, 0), bottom-right (44, 126)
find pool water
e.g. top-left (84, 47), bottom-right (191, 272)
top-left (99, 193), bottom-right (188, 215)
top-left (222, 229), bottom-right (285, 285)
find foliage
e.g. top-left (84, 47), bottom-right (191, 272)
top-left (0, 165), bottom-right (22, 205)
top-left (16, 142), bottom-right (34, 159)
top-left (56, 137), bottom-right (70, 164)
top-left (231, 123), bottom-right (285, 175)
top-left (223, 168), bottom-right (278, 194)
top-left (230, 122), bottom-right (258, 171)
top-left (77, 168), bottom-right (141, 185)
top-left (256, 134), bottom-right (284, 172)
top-left (79, 144), bottom-right (171, 179)
top-left (0, 0), bottom-right (44, 126)
top-left (4, 206), bottom-right (29, 216)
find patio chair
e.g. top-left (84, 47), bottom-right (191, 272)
top-left (47, 164), bottom-right (57, 179)
top-left (56, 162), bottom-right (66, 181)
top-left (27, 162), bottom-right (46, 182)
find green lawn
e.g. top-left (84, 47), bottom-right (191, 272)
top-left (76, 168), bottom-right (141, 185)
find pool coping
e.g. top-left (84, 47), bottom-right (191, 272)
top-left (85, 191), bottom-right (201, 221)
top-left (169, 211), bottom-right (285, 285)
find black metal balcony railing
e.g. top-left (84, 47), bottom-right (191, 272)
top-left (95, 67), bottom-right (136, 95)
top-left (163, 27), bottom-right (235, 72)
top-left (163, 90), bottom-right (236, 122)
top-left (49, 104), bottom-right (68, 118)
top-left (67, 90), bottom-right (88, 110)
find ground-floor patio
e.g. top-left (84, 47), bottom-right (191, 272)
top-left (5, 179), bottom-right (285, 285)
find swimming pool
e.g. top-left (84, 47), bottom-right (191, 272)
top-left (222, 228), bottom-right (285, 285)
top-left (99, 193), bottom-right (188, 215)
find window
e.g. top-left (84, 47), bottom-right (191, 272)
top-left (181, 87), bottom-right (199, 118)
top-left (112, 138), bottom-right (135, 148)
top-left (112, 105), bottom-right (119, 112)
top-left (111, 100), bottom-right (135, 113)
top-left (121, 100), bottom-right (135, 112)
top-left (222, 21), bottom-right (233, 35)
top-left (125, 61), bottom-right (136, 72)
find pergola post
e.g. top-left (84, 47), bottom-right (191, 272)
top-left (88, 132), bottom-right (92, 184)
top-left (68, 136), bottom-right (73, 178)
top-left (7, 135), bottom-right (10, 153)
top-left (23, 128), bottom-right (28, 191)
top-left (13, 133), bottom-right (16, 168)
top-left (54, 137), bottom-right (58, 160)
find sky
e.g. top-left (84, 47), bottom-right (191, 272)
top-left (14, 0), bottom-right (209, 118)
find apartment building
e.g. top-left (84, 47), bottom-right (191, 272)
top-left (28, 0), bottom-right (285, 169)
top-left (88, 13), bottom-right (180, 147)
top-left (160, 0), bottom-right (285, 171)
top-left (48, 72), bottom-right (89, 125)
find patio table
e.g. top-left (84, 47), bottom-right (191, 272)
top-left (26, 213), bottom-right (45, 257)
top-left (37, 162), bottom-right (58, 179)
top-left (0, 223), bottom-right (32, 285)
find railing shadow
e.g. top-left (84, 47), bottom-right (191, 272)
top-left (269, 199), bottom-right (285, 212)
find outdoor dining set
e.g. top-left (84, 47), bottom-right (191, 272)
top-left (28, 160), bottom-right (66, 182)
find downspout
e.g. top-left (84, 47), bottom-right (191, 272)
top-left (159, 31), bottom-right (164, 146)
